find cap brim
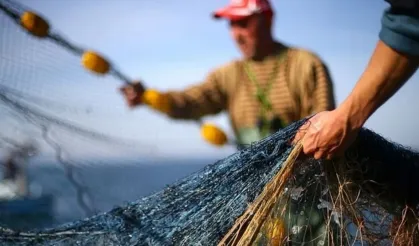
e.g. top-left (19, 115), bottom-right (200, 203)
top-left (212, 7), bottom-right (251, 21)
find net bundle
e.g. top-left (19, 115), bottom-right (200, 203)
top-left (0, 120), bottom-right (417, 246)
top-left (1, 0), bottom-right (419, 245)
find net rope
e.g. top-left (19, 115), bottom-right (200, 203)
top-left (1, 0), bottom-right (419, 245)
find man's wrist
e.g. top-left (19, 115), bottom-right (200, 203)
top-left (338, 94), bottom-right (371, 130)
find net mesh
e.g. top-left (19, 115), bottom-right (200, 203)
top-left (0, 0), bottom-right (156, 225)
top-left (1, 0), bottom-right (419, 245)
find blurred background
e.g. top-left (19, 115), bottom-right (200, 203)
top-left (1, 0), bottom-right (418, 230)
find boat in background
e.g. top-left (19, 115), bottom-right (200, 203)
top-left (0, 142), bottom-right (55, 230)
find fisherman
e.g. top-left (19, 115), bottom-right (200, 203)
top-left (120, 0), bottom-right (335, 149)
top-left (296, 0), bottom-right (419, 160)
top-left (120, 0), bottom-right (336, 244)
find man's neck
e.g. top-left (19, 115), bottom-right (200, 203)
top-left (251, 40), bottom-right (283, 61)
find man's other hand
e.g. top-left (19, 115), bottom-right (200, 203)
top-left (293, 110), bottom-right (361, 160)
top-left (119, 81), bottom-right (146, 108)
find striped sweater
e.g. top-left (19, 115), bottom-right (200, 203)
top-left (162, 43), bottom-right (336, 143)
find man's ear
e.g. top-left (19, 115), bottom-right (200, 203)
top-left (259, 12), bottom-right (273, 30)
top-left (267, 13), bottom-right (273, 29)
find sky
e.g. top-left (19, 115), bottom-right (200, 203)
top-left (2, 0), bottom-right (419, 162)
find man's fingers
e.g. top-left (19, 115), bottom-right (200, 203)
top-left (292, 122), bottom-right (311, 144)
top-left (301, 136), bottom-right (317, 155)
top-left (298, 122), bottom-right (312, 134)
top-left (119, 86), bottom-right (132, 95)
top-left (313, 149), bottom-right (326, 160)
top-left (127, 92), bottom-right (138, 100)
top-left (119, 86), bottom-right (138, 98)
top-left (303, 144), bottom-right (317, 155)
top-left (292, 130), bottom-right (305, 144)
top-left (326, 153), bottom-right (334, 160)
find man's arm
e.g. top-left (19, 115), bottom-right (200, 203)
top-left (120, 62), bottom-right (237, 120)
top-left (164, 72), bottom-right (227, 120)
top-left (162, 62), bottom-right (238, 120)
top-left (296, 4), bottom-right (419, 160)
top-left (339, 6), bottom-right (419, 129)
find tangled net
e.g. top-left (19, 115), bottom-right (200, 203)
top-left (0, 119), bottom-right (417, 245)
top-left (1, 0), bottom-right (419, 245)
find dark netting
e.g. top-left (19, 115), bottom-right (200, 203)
top-left (1, 0), bottom-right (419, 245)
top-left (0, 120), bottom-right (417, 245)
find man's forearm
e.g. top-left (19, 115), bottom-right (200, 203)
top-left (338, 5), bottom-right (419, 128)
top-left (340, 40), bottom-right (418, 128)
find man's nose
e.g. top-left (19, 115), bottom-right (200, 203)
top-left (231, 28), bottom-right (246, 39)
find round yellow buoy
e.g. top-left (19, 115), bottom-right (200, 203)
top-left (142, 89), bottom-right (171, 113)
top-left (20, 11), bottom-right (50, 37)
top-left (201, 123), bottom-right (227, 146)
top-left (81, 51), bottom-right (110, 75)
top-left (269, 219), bottom-right (286, 245)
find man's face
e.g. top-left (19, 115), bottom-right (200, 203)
top-left (229, 14), bottom-right (267, 59)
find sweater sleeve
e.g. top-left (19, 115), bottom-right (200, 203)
top-left (163, 62), bottom-right (237, 120)
top-left (379, 2), bottom-right (419, 56)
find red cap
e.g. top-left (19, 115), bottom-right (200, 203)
top-left (212, 0), bottom-right (273, 21)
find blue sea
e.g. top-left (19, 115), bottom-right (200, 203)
top-left (2, 158), bottom-right (217, 230)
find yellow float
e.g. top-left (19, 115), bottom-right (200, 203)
top-left (201, 123), bottom-right (228, 146)
top-left (20, 11), bottom-right (50, 37)
top-left (267, 218), bottom-right (286, 245)
top-left (81, 51), bottom-right (110, 75)
top-left (142, 89), bottom-right (171, 113)
top-left (142, 90), bottom-right (228, 146)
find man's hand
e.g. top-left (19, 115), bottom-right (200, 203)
top-left (294, 110), bottom-right (361, 160)
top-left (119, 81), bottom-right (146, 108)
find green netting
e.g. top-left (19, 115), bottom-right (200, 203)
top-left (1, 1), bottom-right (419, 245)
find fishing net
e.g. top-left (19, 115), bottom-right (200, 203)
top-left (1, 0), bottom-right (419, 245)
top-left (0, 0), bottom-right (158, 227)
top-left (0, 120), bottom-right (418, 246)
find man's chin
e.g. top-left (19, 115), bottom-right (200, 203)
top-left (241, 52), bottom-right (256, 60)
